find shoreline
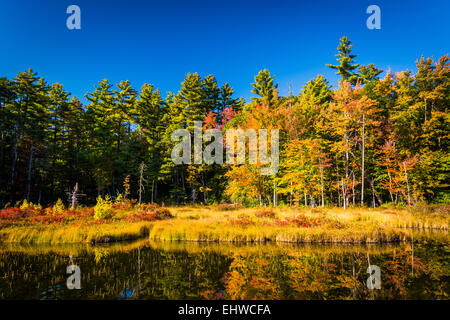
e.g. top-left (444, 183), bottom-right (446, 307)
top-left (0, 206), bottom-right (448, 245)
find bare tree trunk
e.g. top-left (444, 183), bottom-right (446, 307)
top-left (352, 171), bottom-right (355, 206)
top-left (424, 99), bottom-right (427, 122)
top-left (320, 163), bottom-right (325, 208)
top-left (344, 117), bottom-right (350, 209)
top-left (372, 187), bottom-right (375, 208)
top-left (26, 146), bottom-right (35, 202)
top-left (11, 134), bottom-right (18, 187)
top-left (403, 161), bottom-right (411, 207)
top-left (138, 162), bottom-right (146, 205)
top-left (342, 178), bottom-right (346, 210)
top-left (191, 187), bottom-right (196, 204)
top-left (273, 181), bottom-right (277, 207)
top-left (290, 181), bottom-right (293, 206)
top-left (151, 179), bottom-right (154, 203)
top-left (71, 183), bottom-right (79, 210)
top-left (0, 131), bottom-right (4, 191)
top-left (310, 194), bottom-right (315, 208)
top-left (368, 176), bottom-right (383, 206)
top-left (361, 113), bottom-right (365, 206)
top-left (388, 172), bottom-right (394, 202)
top-left (337, 174), bottom-right (341, 208)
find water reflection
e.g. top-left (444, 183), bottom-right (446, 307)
top-left (0, 240), bottom-right (448, 299)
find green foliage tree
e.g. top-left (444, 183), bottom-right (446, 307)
top-left (0, 39), bottom-right (447, 208)
top-left (327, 36), bottom-right (360, 85)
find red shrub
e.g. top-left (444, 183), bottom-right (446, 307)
top-left (127, 207), bottom-right (173, 222)
top-left (216, 203), bottom-right (241, 211)
top-left (255, 210), bottom-right (275, 218)
top-left (228, 215), bottom-right (254, 226)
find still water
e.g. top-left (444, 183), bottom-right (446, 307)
top-left (0, 240), bottom-right (448, 300)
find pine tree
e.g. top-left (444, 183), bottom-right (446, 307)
top-left (327, 36), bottom-right (360, 85)
top-left (251, 69), bottom-right (279, 106)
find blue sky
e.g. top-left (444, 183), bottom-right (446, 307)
top-left (1, 0), bottom-right (449, 104)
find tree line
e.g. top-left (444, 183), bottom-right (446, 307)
top-left (0, 36), bottom-right (448, 208)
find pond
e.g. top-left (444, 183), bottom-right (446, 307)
top-left (0, 240), bottom-right (448, 299)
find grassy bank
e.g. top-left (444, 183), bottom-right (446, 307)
top-left (0, 221), bottom-right (152, 244)
top-left (0, 203), bottom-right (448, 244)
top-left (148, 206), bottom-right (449, 244)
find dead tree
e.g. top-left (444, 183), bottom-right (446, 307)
top-left (138, 162), bottom-right (147, 205)
top-left (68, 183), bottom-right (85, 210)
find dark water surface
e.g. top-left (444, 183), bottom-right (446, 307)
top-left (0, 240), bottom-right (448, 300)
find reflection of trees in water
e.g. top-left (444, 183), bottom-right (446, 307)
top-left (222, 244), bottom-right (448, 300)
top-left (0, 243), bottom-right (447, 299)
top-left (0, 246), bottom-right (232, 299)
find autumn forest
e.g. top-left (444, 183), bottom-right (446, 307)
top-left (0, 36), bottom-right (448, 209)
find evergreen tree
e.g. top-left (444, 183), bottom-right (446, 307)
top-left (327, 36), bottom-right (360, 85)
top-left (251, 69), bottom-right (279, 105)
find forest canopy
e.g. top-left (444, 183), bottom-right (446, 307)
top-left (0, 37), bottom-right (448, 208)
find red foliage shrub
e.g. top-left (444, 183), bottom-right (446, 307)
top-left (290, 215), bottom-right (322, 228)
top-left (128, 207), bottom-right (174, 222)
top-left (228, 214), bottom-right (254, 226)
top-left (255, 210), bottom-right (275, 218)
top-left (0, 201), bottom-right (174, 228)
top-left (216, 203), bottom-right (241, 211)
top-left (270, 214), bottom-right (346, 229)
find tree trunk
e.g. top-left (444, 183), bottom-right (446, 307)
top-left (368, 176), bottom-right (383, 206)
top-left (388, 172), bottom-right (394, 202)
top-left (0, 131), bottom-right (4, 192)
top-left (352, 171), bottom-right (355, 206)
top-left (342, 178), bottom-right (346, 210)
top-left (337, 175), bottom-right (341, 208)
top-left (273, 181), bottom-right (277, 207)
top-left (26, 146), bottom-right (35, 202)
top-left (151, 179), bottom-right (154, 203)
top-left (71, 183), bottom-right (79, 210)
top-left (290, 181), bottom-right (293, 207)
top-left (361, 113), bottom-right (365, 206)
top-left (403, 161), bottom-right (411, 207)
top-left (310, 194), bottom-right (315, 208)
top-left (320, 163), bottom-right (325, 208)
top-left (10, 134), bottom-right (18, 188)
top-left (138, 163), bottom-right (145, 205)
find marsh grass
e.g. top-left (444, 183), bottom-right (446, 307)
top-left (0, 205), bottom-right (448, 244)
top-left (148, 206), bottom-right (448, 244)
top-left (0, 221), bottom-right (153, 244)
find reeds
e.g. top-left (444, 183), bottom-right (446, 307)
top-left (0, 205), bottom-right (448, 244)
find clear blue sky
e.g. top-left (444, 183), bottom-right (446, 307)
top-left (1, 0), bottom-right (449, 104)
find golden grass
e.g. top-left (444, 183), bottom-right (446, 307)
top-left (0, 206), bottom-right (448, 244)
top-left (0, 221), bottom-right (152, 244)
top-left (148, 206), bottom-right (448, 244)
